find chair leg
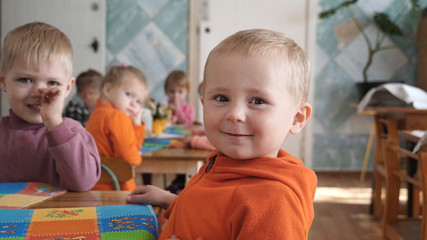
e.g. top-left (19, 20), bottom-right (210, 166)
top-left (383, 174), bottom-right (400, 240)
top-left (374, 172), bottom-right (383, 219)
top-left (411, 187), bottom-right (420, 218)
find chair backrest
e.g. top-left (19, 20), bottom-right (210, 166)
top-left (383, 133), bottom-right (427, 239)
top-left (98, 156), bottom-right (135, 191)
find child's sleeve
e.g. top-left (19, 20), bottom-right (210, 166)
top-left (47, 119), bottom-right (101, 192)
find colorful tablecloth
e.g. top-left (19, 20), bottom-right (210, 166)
top-left (0, 204), bottom-right (158, 239)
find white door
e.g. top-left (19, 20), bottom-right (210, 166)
top-left (0, 0), bottom-right (106, 116)
top-left (197, 0), bottom-right (316, 164)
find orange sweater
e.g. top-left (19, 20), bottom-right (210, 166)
top-left (86, 100), bottom-right (145, 191)
top-left (161, 149), bottom-right (317, 240)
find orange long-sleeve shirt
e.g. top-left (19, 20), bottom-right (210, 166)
top-left (86, 100), bottom-right (145, 190)
top-left (161, 149), bottom-right (317, 240)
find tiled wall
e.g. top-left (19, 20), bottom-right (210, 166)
top-left (314, 0), bottom-right (426, 170)
top-left (106, 0), bottom-right (188, 104)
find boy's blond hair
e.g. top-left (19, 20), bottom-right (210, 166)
top-left (203, 29), bottom-right (311, 104)
top-left (164, 70), bottom-right (190, 93)
top-left (76, 69), bottom-right (103, 94)
top-left (0, 22), bottom-right (73, 77)
top-left (101, 65), bottom-right (147, 96)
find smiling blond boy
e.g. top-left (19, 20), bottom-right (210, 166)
top-left (128, 29), bottom-right (317, 239)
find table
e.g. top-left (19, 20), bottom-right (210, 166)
top-left (29, 190), bottom-right (130, 209)
top-left (139, 148), bottom-right (212, 185)
top-left (360, 108), bottom-right (427, 181)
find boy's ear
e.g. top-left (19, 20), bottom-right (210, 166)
top-left (0, 69), bottom-right (7, 92)
top-left (64, 77), bottom-right (75, 98)
top-left (289, 103), bottom-right (312, 135)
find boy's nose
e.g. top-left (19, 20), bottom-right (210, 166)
top-left (226, 104), bottom-right (246, 123)
top-left (30, 86), bottom-right (44, 98)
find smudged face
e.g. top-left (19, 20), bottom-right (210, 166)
top-left (0, 56), bottom-right (73, 123)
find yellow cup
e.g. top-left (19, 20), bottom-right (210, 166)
top-left (152, 118), bottom-right (167, 135)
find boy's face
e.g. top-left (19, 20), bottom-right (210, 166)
top-left (0, 56), bottom-right (74, 124)
top-left (202, 54), bottom-right (311, 159)
top-left (84, 87), bottom-right (101, 112)
top-left (166, 83), bottom-right (188, 106)
top-left (104, 75), bottom-right (147, 118)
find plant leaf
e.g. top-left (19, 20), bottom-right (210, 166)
top-left (319, 0), bottom-right (358, 19)
top-left (374, 13), bottom-right (403, 36)
top-left (319, 9), bottom-right (336, 19)
top-left (410, 0), bottom-right (420, 13)
top-left (409, 0), bottom-right (421, 32)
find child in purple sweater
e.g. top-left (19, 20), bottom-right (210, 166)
top-left (0, 22), bottom-right (101, 191)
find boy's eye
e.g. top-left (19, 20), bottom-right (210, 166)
top-left (250, 98), bottom-right (265, 105)
top-left (18, 78), bottom-right (31, 83)
top-left (126, 92), bottom-right (132, 97)
top-left (48, 81), bottom-right (59, 86)
top-left (214, 95), bottom-right (228, 102)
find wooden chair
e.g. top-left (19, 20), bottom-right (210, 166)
top-left (372, 115), bottom-right (399, 218)
top-left (371, 109), bottom-right (427, 219)
top-left (382, 135), bottom-right (427, 239)
top-left (98, 156), bottom-right (134, 191)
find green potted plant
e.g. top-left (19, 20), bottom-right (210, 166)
top-left (319, 0), bottom-right (422, 97)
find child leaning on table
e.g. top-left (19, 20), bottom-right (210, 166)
top-left (164, 70), bottom-right (194, 126)
top-left (0, 22), bottom-right (101, 191)
top-left (63, 69), bottom-right (103, 126)
top-left (86, 65), bottom-right (148, 191)
top-left (127, 29), bottom-right (317, 239)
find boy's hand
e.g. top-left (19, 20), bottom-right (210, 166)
top-left (38, 87), bottom-right (65, 131)
top-left (127, 185), bottom-right (177, 210)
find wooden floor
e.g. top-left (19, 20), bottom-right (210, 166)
top-left (308, 172), bottom-right (382, 240)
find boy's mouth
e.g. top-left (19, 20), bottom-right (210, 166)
top-left (27, 104), bottom-right (41, 112)
top-left (222, 131), bottom-right (253, 137)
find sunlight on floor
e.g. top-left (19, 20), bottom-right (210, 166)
top-left (314, 187), bottom-right (409, 204)
top-left (314, 187), bottom-right (372, 204)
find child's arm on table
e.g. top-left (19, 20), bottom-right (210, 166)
top-left (127, 185), bottom-right (177, 210)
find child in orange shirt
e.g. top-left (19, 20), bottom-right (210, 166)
top-left (86, 65), bottom-right (148, 191)
top-left (127, 29), bottom-right (317, 239)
